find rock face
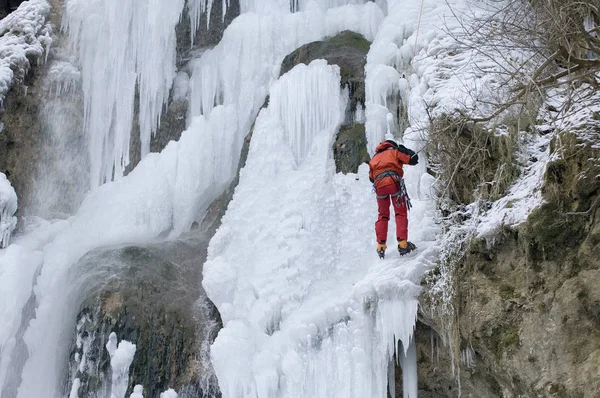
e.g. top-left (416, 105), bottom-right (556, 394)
top-left (0, 0), bottom-right (52, 214)
top-left (64, 123), bottom-right (255, 397)
top-left (418, 129), bottom-right (600, 397)
top-left (65, 241), bottom-right (222, 398)
top-left (0, 0), bottom-right (25, 19)
top-left (281, 30), bottom-right (371, 174)
top-left (333, 123), bottom-right (371, 174)
top-left (281, 30), bottom-right (370, 119)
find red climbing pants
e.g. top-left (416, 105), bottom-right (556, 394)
top-left (375, 183), bottom-right (408, 243)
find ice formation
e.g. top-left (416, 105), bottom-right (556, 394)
top-left (62, 0), bottom-right (190, 186)
top-left (202, 53), bottom-right (438, 398)
top-left (0, 0), bottom-right (539, 396)
top-left (106, 332), bottom-right (136, 398)
top-left (130, 385), bottom-right (144, 398)
top-left (160, 389), bottom-right (178, 398)
top-left (0, 173), bottom-right (17, 248)
top-left (0, 0), bottom-right (52, 105)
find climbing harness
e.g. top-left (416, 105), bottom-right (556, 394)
top-left (374, 170), bottom-right (412, 210)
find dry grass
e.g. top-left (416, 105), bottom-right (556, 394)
top-left (448, 0), bottom-right (600, 123)
top-left (428, 114), bottom-right (520, 205)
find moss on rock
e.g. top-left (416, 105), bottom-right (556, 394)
top-left (333, 123), bottom-right (370, 174)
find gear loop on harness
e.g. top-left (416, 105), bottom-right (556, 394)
top-left (374, 170), bottom-right (412, 210)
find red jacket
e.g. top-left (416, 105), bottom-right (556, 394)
top-left (368, 141), bottom-right (418, 189)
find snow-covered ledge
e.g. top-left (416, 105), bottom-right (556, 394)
top-left (0, 0), bottom-right (52, 105)
top-left (0, 172), bottom-right (17, 248)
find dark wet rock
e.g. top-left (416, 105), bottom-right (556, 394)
top-left (0, 65), bottom-right (42, 212)
top-left (333, 123), bottom-right (370, 174)
top-left (0, 29), bottom-right (51, 217)
top-left (0, 0), bottom-right (25, 19)
top-left (0, 1), bottom-right (85, 220)
top-left (65, 240), bottom-right (222, 398)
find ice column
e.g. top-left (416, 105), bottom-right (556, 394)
top-left (106, 332), bottom-right (136, 398)
top-left (0, 173), bottom-right (17, 248)
top-left (62, 0), bottom-right (186, 187)
top-left (188, 0), bottom-right (214, 43)
top-left (269, 60), bottom-right (347, 164)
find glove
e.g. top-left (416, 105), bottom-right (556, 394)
top-left (408, 153), bottom-right (418, 166)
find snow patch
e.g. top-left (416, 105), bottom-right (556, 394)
top-left (476, 131), bottom-right (553, 239)
top-left (130, 385), bottom-right (144, 398)
top-left (160, 388), bottom-right (178, 398)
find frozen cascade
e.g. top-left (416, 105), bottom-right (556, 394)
top-left (62, 0), bottom-right (194, 187)
top-left (3, 4), bottom-right (385, 397)
top-left (188, 1), bottom-right (383, 120)
top-left (0, 0), bottom-right (497, 395)
top-left (269, 61), bottom-right (348, 163)
top-left (202, 54), bottom-right (437, 396)
top-left (198, 0), bottom-right (502, 395)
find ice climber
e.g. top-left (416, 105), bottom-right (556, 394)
top-left (368, 139), bottom-right (418, 258)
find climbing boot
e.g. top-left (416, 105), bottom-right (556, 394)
top-left (377, 242), bottom-right (387, 259)
top-left (397, 240), bottom-right (416, 256)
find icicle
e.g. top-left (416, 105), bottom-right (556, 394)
top-left (387, 357), bottom-right (396, 398)
top-left (188, 0), bottom-right (215, 44)
top-left (400, 337), bottom-right (417, 398)
top-left (63, 0), bottom-right (188, 187)
top-left (269, 60), bottom-right (346, 165)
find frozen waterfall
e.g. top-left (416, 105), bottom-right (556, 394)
top-left (0, 0), bottom-right (497, 395)
top-left (62, 0), bottom-right (202, 187)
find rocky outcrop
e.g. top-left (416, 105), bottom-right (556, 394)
top-left (419, 128), bottom-right (600, 397)
top-left (0, 0), bottom-right (52, 214)
top-left (281, 30), bottom-right (370, 122)
top-left (64, 121), bottom-right (255, 397)
top-left (65, 242), bottom-right (222, 398)
top-left (333, 123), bottom-right (370, 174)
top-left (281, 30), bottom-right (372, 174)
top-left (0, 0), bottom-right (25, 19)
